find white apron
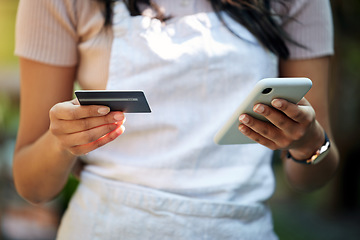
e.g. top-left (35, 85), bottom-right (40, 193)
top-left (57, 1), bottom-right (279, 239)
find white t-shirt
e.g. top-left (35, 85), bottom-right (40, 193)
top-left (15, 0), bottom-right (334, 91)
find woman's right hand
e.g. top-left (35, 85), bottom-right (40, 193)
top-left (49, 98), bottom-right (125, 156)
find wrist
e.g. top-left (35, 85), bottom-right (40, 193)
top-left (288, 121), bottom-right (324, 160)
top-left (287, 131), bottom-right (330, 165)
top-left (47, 130), bottom-right (77, 163)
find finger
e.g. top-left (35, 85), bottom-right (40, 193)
top-left (271, 98), bottom-right (315, 124)
top-left (238, 124), bottom-right (277, 150)
top-left (61, 123), bottom-right (121, 147)
top-left (50, 101), bottom-right (112, 121)
top-left (56, 112), bottom-right (125, 134)
top-left (239, 114), bottom-right (284, 147)
top-left (253, 103), bottom-right (299, 138)
top-left (69, 124), bottom-right (125, 155)
top-left (71, 98), bottom-right (80, 105)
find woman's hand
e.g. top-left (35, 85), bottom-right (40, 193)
top-left (49, 98), bottom-right (125, 156)
top-left (238, 98), bottom-right (325, 160)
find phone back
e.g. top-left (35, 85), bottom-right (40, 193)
top-left (214, 77), bottom-right (312, 145)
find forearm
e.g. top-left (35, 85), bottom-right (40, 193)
top-left (282, 139), bottom-right (340, 192)
top-left (13, 130), bottom-right (77, 204)
top-left (278, 57), bottom-right (340, 191)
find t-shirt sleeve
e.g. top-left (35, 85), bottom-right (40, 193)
top-left (15, 0), bottom-right (79, 66)
top-left (274, 0), bottom-right (334, 59)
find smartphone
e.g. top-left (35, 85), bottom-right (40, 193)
top-left (75, 90), bottom-right (151, 113)
top-left (214, 77), bottom-right (312, 145)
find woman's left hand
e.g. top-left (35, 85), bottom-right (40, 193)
top-left (238, 97), bottom-right (325, 160)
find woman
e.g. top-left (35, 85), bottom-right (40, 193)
top-left (13, 0), bottom-right (339, 239)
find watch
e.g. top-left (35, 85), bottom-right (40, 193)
top-left (287, 132), bottom-right (331, 165)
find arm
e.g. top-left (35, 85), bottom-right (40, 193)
top-left (278, 57), bottom-right (340, 191)
top-left (238, 56), bottom-right (339, 191)
top-left (13, 58), bottom-right (125, 204)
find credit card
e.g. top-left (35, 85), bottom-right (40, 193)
top-left (75, 90), bottom-right (151, 113)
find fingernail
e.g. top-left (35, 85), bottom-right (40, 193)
top-left (114, 113), bottom-right (124, 121)
top-left (116, 125), bottom-right (125, 134)
top-left (239, 125), bottom-right (246, 133)
top-left (272, 99), bottom-right (282, 108)
top-left (239, 114), bottom-right (249, 124)
top-left (254, 104), bottom-right (265, 113)
top-left (98, 107), bottom-right (110, 115)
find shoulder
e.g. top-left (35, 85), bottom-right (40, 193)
top-left (272, 0), bottom-right (334, 59)
top-left (15, 0), bottom-right (106, 66)
top-left (16, 0), bottom-right (105, 38)
top-left (272, 0), bottom-right (332, 20)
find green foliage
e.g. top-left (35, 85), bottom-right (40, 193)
top-left (0, 93), bottom-right (19, 138)
top-left (0, 0), bottom-right (19, 66)
top-left (58, 174), bottom-right (79, 212)
top-left (344, 39), bottom-right (360, 82)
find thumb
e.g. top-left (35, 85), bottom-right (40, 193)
top-left (71, 98), bottom-right (80, 105)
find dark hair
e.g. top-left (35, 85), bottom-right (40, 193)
top-left (97, 0), bottom-right (296, 59)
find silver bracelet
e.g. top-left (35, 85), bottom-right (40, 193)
top-left (287, 132), bottom-right (330, 165)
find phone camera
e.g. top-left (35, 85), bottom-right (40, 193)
top-left (262, 88), bottom-right (272, 94)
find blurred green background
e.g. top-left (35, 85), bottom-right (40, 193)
top-left (0, 0), bottom-right (359, 239)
